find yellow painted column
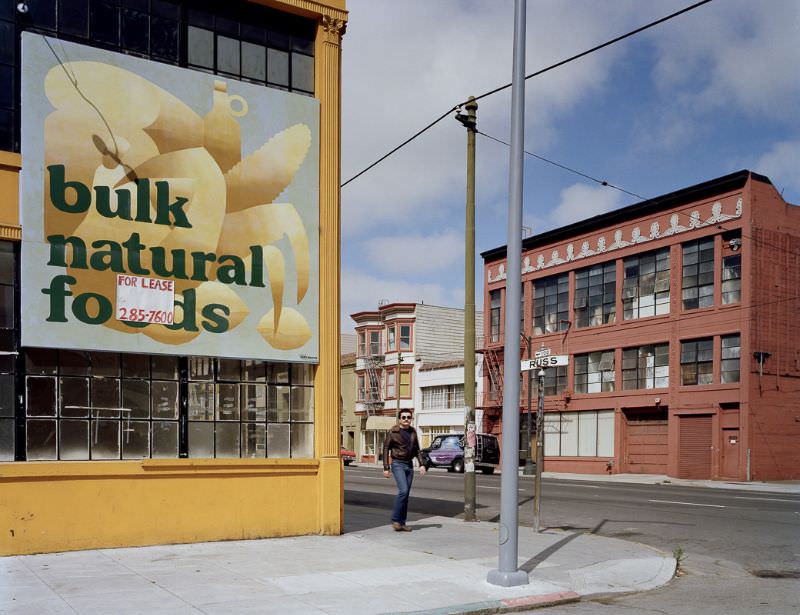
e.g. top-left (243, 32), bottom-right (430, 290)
top-left (314, 11), bottom-right (347, 534)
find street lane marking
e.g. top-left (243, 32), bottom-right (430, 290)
top-left (733, 496), bottom-right (800, 503)
top-left (648, 499), bottom-right (725, 508)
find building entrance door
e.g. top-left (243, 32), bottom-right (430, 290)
top-left (721, 428), bottom-right (740, 479)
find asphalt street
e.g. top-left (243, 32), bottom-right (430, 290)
top-left (344, 465), bottom-right (800, 615)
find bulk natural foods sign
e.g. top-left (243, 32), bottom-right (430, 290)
top-left (21, 34), bottom-right (320, 362)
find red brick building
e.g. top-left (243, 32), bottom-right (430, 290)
top-left (481, 170), bottom-right (800, 481)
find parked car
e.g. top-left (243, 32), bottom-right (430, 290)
top-left (421, 433), bottom-right (499, 474)
top-left (340, 447), bottom-right (356, 466)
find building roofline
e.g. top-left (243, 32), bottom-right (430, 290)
top-left (481, 170), bottom-right (772, 262)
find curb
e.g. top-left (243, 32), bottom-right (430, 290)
top-left (381, 591), bottom-right (581, 615)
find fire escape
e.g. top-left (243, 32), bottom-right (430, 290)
top-left (478, 337), bottom-right (534, 418)
top-left (362, 353), bottom-right (384, 415)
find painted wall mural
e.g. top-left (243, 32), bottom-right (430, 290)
top-left (21, 34), bottom-right (320, 362)
top-left (488, 197), bottom-right (742, 283)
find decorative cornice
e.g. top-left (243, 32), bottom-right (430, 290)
top-left (488, 196), bottom-right (743, 283)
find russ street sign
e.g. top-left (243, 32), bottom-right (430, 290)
top-left (521, 355), bottom-right (569, 370)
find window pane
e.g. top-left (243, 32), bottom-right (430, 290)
top-left (267, 422), bottom-right (290, 458)
top-left (152, 381), bottom-right (178, 419)
top-left (92, 420), bottom-right (120, 459)
top-left (122, 9), bottom-right (150, 54)
top-left (190, 357), bottom-right (214, 380)
top-left (242, 41), bottom-right (266, 81)
top-left (217, 35), bottom-right (240, 74)
top-left (27, 419), bottom-right (57, 460)
top-left (188, 422), bottom-right (214, 457)
top-left (217, 358), bottom-right (240, 381)
top-left (291, 363), bottom-right (314, 385)
top-left (267, 48), bottom-right (289, 86)
top-left (26, 349), bottom-right (57, 375)
top-left (0, 419), bottom-right (13, 461)
top-left (152, 421), bottom-right (178, 457)
top-left (27, 376), bottom-right (56, 416)
top-left (0, 374), bottom-right (12, 417)
top-left (597, 410), bottom-right (614, 456)
top-left (290, 386), bottom-right (313, 422)
top-left (578, 411), bottom-right (597, 456)
top-left (560, 412), bottom-right (578, 456)
top-left (188, 26), bottom-right (214, 67)
top-left (242, 360), bottom-right (266, 382)
top-left (120, 421), bottom-right (148, 458)
top-left (269, 385), bottom-right (290, 422)
top-left (151, 356), bottom-right (178, 380)
top-left (189, 382), bottom-right (214, 420)
top-left (242, 423), bottom-right (266, 457)
top-left (241, 384), bottom-right (267, 421)
top-left (91, 378), bottom-right (120, 417)
top-left (91, 352), bottom-right (119, 378)
top-left (60, 350), bottom-right (91, 376)
top-left (291, 53), bottom-right (314, 92)
top-left (60, 376), bottom-right (89, 417)
top-left (268, 362), bottom-right (289, 383)
top-left (216, 383), bottom-right (239, 420)
top-left (90, 1), bottom-right (120, 46)
top-left (215, 423), bottom-right (240, 458)
top-left (290, 422), bottom-right (313, 458)
top-left (122, 379), bottom-right (149, 419)
top-left (60, 419), bottom-right (89, 460)
top-left (151, 17), bottom-right (179, 61)
top-left (543, 414), bottom-right (560, 456)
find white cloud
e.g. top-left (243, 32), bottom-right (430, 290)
top-left (342, 269), bottom-right (456, 322)
top-left (650, 1), bottom-right (800, 120)
top-left (755, 140), bottom-right (800, 196)
top-left (362, 230), bottom-right (463, 275)
top-left (550, 183), bottom-right (624, 227)
top-left (341, 0), bottom-right (640, 236)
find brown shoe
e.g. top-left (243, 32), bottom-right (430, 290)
top-left (398, 524), bottom-right (413, 532)
top-left (392, 522), bottom-right (403, 531)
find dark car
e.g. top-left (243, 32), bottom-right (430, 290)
top-left (421, 433), bottom-right (499, 474)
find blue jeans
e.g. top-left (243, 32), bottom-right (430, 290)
top-left (390, 460), bottom-right (414, 524)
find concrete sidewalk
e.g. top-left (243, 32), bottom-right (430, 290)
top-left (1, 515), bottom-right (675, 615)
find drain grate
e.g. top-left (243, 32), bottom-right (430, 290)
top-left (750, 569), bottom-right (800, 579)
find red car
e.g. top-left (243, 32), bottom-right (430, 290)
top-left (340, 447), bottom-right (356, 466)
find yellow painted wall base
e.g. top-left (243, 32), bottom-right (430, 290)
top-left (0, 459), bottom-right (332, 556)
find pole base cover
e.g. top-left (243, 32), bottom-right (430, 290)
top-left (487, 568), bottom-right (529, 587)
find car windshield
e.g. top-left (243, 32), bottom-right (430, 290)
top-left (442, 436), bottom-right (461, 449)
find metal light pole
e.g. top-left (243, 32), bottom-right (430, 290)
top-left (487, 0), bottom-right (529, 588)
top-left (533, 367), bottom-right (545, 532)
top-left (523, 335), bottom-right (534, 475)
top-left (456, 97), bottom-right (478, 522)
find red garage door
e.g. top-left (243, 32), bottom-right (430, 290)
top-left (625, 411), bottom-right (668, 474)
top-left (678, 415), bottom-right (712, 479)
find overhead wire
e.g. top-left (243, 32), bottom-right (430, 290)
top-left (341, 0), bottom-right (714, 189)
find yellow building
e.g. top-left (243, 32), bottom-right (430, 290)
top-left (0, 0), bottom-right (347, 555)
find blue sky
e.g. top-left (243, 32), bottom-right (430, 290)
top-left (339, 0), bottom-right (800, 328)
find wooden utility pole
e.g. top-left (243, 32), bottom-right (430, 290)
top-left (456, 96), bottom-right (478, 521)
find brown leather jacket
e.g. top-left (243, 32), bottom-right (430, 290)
top-left (382, 424), bottom-right (424, 470)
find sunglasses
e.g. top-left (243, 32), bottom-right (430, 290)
top-left (399, 415), bottom-right (412, 420)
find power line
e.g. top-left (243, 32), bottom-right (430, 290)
top-left (341, 0), bottom-right (714, 189)
top-left (468, 0), bottom-right (713, 106)
top-left (477, 130), bottom-right (647, 201)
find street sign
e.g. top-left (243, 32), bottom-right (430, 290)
top-left (521, 355), bottom-right (568, 370)
top-left (534, 348), bottom-right (550, 359)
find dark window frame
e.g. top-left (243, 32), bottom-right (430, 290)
top-left (1, 0), bottom-right (317, 152)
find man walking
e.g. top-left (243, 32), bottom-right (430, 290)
top-left (382, 411), bottom-right (426, 531)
